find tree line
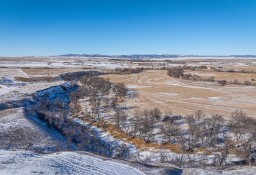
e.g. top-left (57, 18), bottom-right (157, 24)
top-left (167, 66), bottom-right (256, 86)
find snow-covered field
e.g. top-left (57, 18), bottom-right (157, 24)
top-left (0, 80), bottom-right (64, 103)
top-left (0, 57), bottom-right (256, 174)
top-left (0, 108), bottom-right (66, 150)
top-left (184, 167), bottom-right (256, 175)
top-left (0, 149), bottom-right (255, 175)
top-left (0, 150), bottom-right (145, 175)
top-left (0, 57), bottom-right (127, 69)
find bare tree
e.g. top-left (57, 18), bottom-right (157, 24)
top-left (229, 110), bottom-right (249, 144)
top-left (185, 115), bottom-right (200, 151)
top-left (162, 117), bottom-right (180, 143)
top-left (113, 110), bottom-right (128, 129)
top-left (229, 110), bottom-right (256, 165)
top-left (113, 82), bottom-right (128, 99)
top-left (149, 107), bottom-right (162, 120)
top-left (218, 80), bottom-right (227, 86)
top-left (130, 110), bottom-right (156, 142)
top-left (204, 114), bottom-right (224, 147)
top-left (215, 140), bottom-right (230, 168)
top-left (167, 67), bottom-right (184, 78)
top-left (78, 76), bottom-right (112, 122)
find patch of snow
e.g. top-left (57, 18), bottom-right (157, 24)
top-left (192, 72), bottom-right (216, 77)
top-left (0, 150), bottom-right (145, 175)
top-left (0, 108), bottom-right (66, 151)
top-left (0, 81), bottom-right (64, 103)
top-left (0, 68), bottom-right (29, 78)
top-left (127, 85), bottom-right (150, 89)
top-left (208, 97), bottom-right (221, 102)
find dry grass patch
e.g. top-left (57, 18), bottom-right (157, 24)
top-left (15, 76), bottom-right (58, 82)
top-left (81, 117), bottom-right (183, 153)
top-left (102, 70), bottom-right (256, 117)
top-left (21, 68), bottom-right (90, 77)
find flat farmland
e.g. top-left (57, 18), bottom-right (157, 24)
top-left (21, 68), bottom-right (89, 77)
top-left (102, 70), bottom-right (256, 117)
top-left (186, 70), bottom-right (256, 82)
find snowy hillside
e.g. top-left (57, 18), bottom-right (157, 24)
top-left (0, 150), bottom-right (145, 175)
top-left (0, 108), bottom-right (66, 151)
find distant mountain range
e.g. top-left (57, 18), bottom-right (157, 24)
top-left (57, 54), bottom-right (256, 59)
top-left (58, 54), bottom-right (179, 58)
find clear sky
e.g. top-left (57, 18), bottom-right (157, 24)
top-left (0, 0), bottom-right (256, 56)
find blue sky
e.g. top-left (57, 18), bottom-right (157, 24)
top-left (0, 0), bottom-right (256, 56)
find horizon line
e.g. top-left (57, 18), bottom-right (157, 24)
top-left (1, 54), bottom-right (256, 58)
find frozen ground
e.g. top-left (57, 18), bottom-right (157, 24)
top-left (0, 81), bottom-right (64, 103)
top-left (0, 68), bottom-right (29, 78)
top-left (184, 167), bottom-right (256, 175)
top-left (0, 108), bottom-right (66, 151)
top-left (0, 149), bottom-right (255, 175)
top-left (0, 57), bottom-right (127, 69)
top-left (103, 70), bottom-right (256, 116)
top-left (0, 150), bottom-right (145, 175)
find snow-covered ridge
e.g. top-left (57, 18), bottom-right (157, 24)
top-left (0, 150), bottom-right (145, 175)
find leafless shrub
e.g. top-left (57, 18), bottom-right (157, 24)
top-left (130, 109), bottom-right (157, 141)
top-left (167, 67), bottom-right (184, 78)
top-left (162, 112), bottom-right (180, 143)
top-left (113, 82), bottom-right (128, 99)
top-left (232, 79), bottom-right (241, 85)
top-left (203, 114), bottom-right (224, 147)
top-left (218, 80), bottom-right (227, 86)
top-left (80, 76), bottom-right (111, 97)
top-left (208, 76), bottom-right (215, 82)
top-left (113, 110), bottom-right (128, 129)
top-left (149, 107), bottom-right (162, 120)
top-left (229, 110), bottom-right (256, 165)
top-left (243, 80), bottom-right (253, 86)
top-left (114, 144), bottom-right (130, 159)
top-left (115, 67), bottom-right (143, 74)
top-left (171, 154), bottom-right (185, 167)
top-left (182, 73), bottom-right (193, 80)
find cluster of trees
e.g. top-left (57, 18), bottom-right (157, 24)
top-left (229, 110), bottom-right (256, 166)
top-left (124, 109), bottom-right (227, 152)
top-left (167, 67), bottom-right (207, 81)
top-left (109, 106), bottom-right (256, 166)
top-left (167, 67), bottom-right (255, 86)
top-left (114, 67), bottom-right (143, 74)
top-left (212, 67), bottom-right (256, 74)
top-left (35, 102), bottom-right (129, 157)
top-left (183, 65), bottom-right (208, 71)
top-left (214, 79), bottom-right (255, 86)
top-left (229, 79), bottom-right (256, 86)
top-left (70, 75), bottom-right (128, 122)
top-left (68, 74), bottom-right (256, 166)
top-left (167, 67), bottom-right (184, 78)
top-left (30, 83), bottom-right (130, 157)
top-left (179, 111), bottom-right (225, 151)
top-left (129, 108), bottom-right (162, 141)
top-left (217, 79), bottom-right (256, 86)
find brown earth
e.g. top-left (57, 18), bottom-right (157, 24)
top-left (21, 68), bottom-right (92, 77)
top-left (186, 70), bottom-right (256, 82)
top-left (102, 70), bottom-right (256, 117)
